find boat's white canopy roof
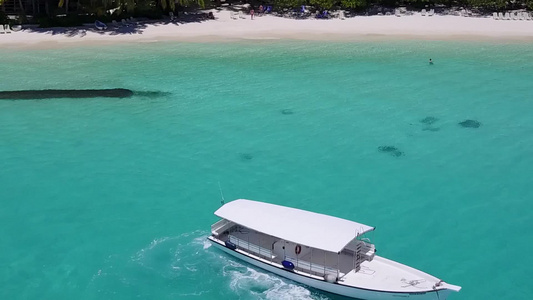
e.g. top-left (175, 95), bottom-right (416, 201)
top-left (214, 199), bottom-right (375, 253)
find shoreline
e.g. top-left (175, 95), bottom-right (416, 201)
top-left (1, 13), bottom-right (533, 49)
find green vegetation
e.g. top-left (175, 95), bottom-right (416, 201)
top-left (267, 0), bottom-right (532, 11)
top-left (0, 0), bottom-right (530, 28)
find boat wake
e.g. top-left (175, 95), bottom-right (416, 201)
top-left (223, 260), bottom-right (331, 300)
top-left (89, 230), bottom-right (333, 299)
top-left (131, 230), bottom-right (214, 277)
top-left (88, 231), bottom-right (217, 297)
top-left (130, 231), bottom-right (324, 299)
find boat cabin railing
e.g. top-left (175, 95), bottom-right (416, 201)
top-left (227, 233), bottom-right (339, 278)
top-left (284, 256), bottom-right (339, 277)
top-left (211, 219), bottom-right (234, 236)
top-left (228, 235), bottom-right (276, 260)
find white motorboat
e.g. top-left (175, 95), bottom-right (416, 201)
top-left (208, 199), bottom-right (461, 300)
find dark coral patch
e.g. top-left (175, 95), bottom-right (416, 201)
top-left (134, 91), bottom-right (172, 98)
top-left (0, 89), bottom-right (134, 100)
top-left (378, 146), bottom-right (404, 157)
top-left (0, 89), bottom-right (170, 100)
top-left (420, 116), bottom-right (439, 125)
top-left (422, 127), bottom-right (440, 132)
top-left (459, 120), bottom-right (481, 128)
top-left (281, 109), bottom-right (294, 115)
top-left (239, 153), bottom-right (253, 161)
top-left (378, 146), bottom-right (398, 152)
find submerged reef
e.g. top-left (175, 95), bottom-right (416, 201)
top-left (0, 89), bottom-right (134, 99)
top-left (378, 146), bottom-right (404, 157)
top-left (420, 116), bottom-right (439, 125)
top-left (458, 120), bottom-right (481, 128)
top-left (281, 109), bottom-right (294, 115)
top-left (419, 116), bottom-right (440, 131)
top-left (0, 89), bottom-right (171, 100)
top-left (239, 153), bottom-right (253, 161)
top-left (134, 91), bottom-right (172, 98)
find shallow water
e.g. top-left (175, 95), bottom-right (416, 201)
top-left (1, 40), bottom-right (532, 300)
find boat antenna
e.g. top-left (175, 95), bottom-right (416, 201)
top-left (218, 181), bottom-right (225, 205)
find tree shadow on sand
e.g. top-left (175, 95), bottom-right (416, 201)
top-left (21, 12), bottom-right (216, 37)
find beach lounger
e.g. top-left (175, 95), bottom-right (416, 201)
top-left (428, 9), bottom-right (434, 16)
top-left (315, 10), bottom-right (328, 19)
top-left (95, 20), bottom-right (107, 30)
top-left (121, 19), bottom-right (130, 27)
top-left (299, 5), bottom-right (311, 18)
top-left (0, 25), bottom-right (4, 34)
top-left (493, 12), bottom-right (498, 20)
top-left (421, 9), bottom-right (426, 16)
top-left (395, 9), bottom-right (401, 17)
top-left (4, 24), bottom-right (11, 33)
top-left (238, 11), bottom-right (245, 19)
top-left (169, 12), bottom-right (176, 21)
top-left (338, 10), bottom-right (345, 20)
top-left (497, 12), bottom-right (503, 19)
top-left (230, 11), bottom-right (238, 20)
top-left (526, 12), bottom-right (532, 20)
top-left (504, 12), bottom-right (510, 20)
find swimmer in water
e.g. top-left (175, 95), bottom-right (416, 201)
top-left (429, 58), bottom-right (434, 65)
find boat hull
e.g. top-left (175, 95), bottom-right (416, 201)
top-left (208, 237), bottom-right (452, 300)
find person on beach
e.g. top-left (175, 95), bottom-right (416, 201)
top-left (259, 5), bottom-right (264, 15)
top-left (429, 58), bottom-right (433, 65)
top-left (251, 8), bottom-right (255, 20)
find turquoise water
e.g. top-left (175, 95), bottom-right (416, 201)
top-left (1, 40), bottom-right (532, 300)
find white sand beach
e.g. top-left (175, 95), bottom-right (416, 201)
top-left (1, 10), bottom-right (533, 48)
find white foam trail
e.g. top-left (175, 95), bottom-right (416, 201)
top-left (90, 230), bottom-right (332, 299)
top-left (128, 231), bottom-right (329, 299)
top-left (223, 262), bottom-right (330, 300)
top-left (128, 230), bottom-right (214, 276)
top-left (202, 239), bottom-right (212, 250)
top-left (89, 230), bottom-right (223, 297)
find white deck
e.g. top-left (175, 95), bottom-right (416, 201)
top-left (219, 227), bottom-right (448, 293)
top-left (339, 256), bottom-right (442, 292)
